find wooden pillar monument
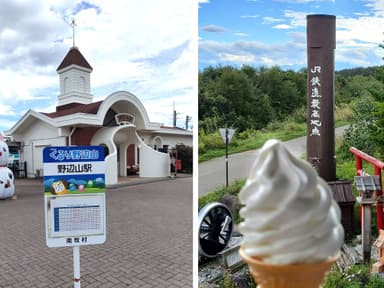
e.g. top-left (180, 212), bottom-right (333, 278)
top-left (306, 14), bottom-right (336, 181)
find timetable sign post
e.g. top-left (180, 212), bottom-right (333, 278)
top-left (43, 146), bottom-right (106, 248)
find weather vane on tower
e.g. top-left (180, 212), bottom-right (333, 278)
top-left (71, 19), bottom-right (77, 47)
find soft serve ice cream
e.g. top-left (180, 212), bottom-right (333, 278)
top-left (239, 139), bottom-right (344, 265)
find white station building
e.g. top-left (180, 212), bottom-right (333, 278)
top-left (5, 46), bottom-right (192, 185)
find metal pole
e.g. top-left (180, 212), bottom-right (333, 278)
top-left (225, 128), bottom-right (228, 188)
top-left (361, 204), bottom-right (371, 263)
top-left (73, 246), bottom-right (81, 288)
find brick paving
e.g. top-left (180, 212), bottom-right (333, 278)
top-left (0, 177), bottom-right (192, 287)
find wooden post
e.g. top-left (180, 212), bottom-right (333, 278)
top-left (374, 166), bottom-right (384, 231)
top-left (362, 204), bottom-right (372, 263)
top-left (306, 15), bottom-right (336, 181)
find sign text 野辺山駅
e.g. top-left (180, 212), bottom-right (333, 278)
top-left (43, 146), bottom-right (106, 248)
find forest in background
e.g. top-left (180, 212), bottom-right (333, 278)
top-left (198, 65), bottom-right (384, 160)
top-left (199, 65), bottom-right (384, 134)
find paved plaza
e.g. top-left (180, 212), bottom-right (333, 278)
top-left (0, 177), bottom-right (193, 287)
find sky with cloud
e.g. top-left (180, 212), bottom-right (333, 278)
top-left (199, 0), bottom-right (384, 71)
top-left (0, 0), bottom-right (196, 134)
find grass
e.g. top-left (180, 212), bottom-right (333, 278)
top-left (199, 121), bottom-right (305, 162)
top-left (199, 104), bottom-right (352, 162)
top-left (199, 179), bottom-right (245, 223)
top-left (216, 263), bottom-right (384, 288)
top-left (323, 262), bottom-right (384, 287)
top-left (199, 120), bottom-right (350, 163)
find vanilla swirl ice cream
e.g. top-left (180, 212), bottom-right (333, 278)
top-left (239, 139), bottom-right (344, 264)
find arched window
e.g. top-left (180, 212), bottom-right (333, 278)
top-left (153, 136), bottom-right (163, 151)
top-left (79, 76), bottom-right (86, 92)
top-left (103, 109), bottom-right (117, 127)
top-left (64, 77), bottom-right (70, 93)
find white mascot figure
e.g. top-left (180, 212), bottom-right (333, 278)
top-left (0, 168), bottom-right (15, 199)
top-left (0, 137), bottom-right (15, 199)
top-left (0, 139), bottom-right (9, 166)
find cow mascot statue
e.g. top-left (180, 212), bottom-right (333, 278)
top-left (0, 136), bottom-right (15, 199)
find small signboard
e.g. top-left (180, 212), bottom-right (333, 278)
top-left (43, 146), bottom-right (106, 248)
top-left (219, 128), bottom-right (236, 144)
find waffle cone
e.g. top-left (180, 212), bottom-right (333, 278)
top-left (239, 247), bottom-right (338, 288)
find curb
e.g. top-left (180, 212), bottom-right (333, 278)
top-left (106, 173), bottom-right (193, 189)
top-left (14, 174), bottom-right (192, 189)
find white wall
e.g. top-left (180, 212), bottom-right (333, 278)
top-left (160, 133), bottom-right (192, 148)
top-left (19, 120), bottom-right (66, 177)
top-left (139, 143), bottom-right (170, 178)
top-left (91, 126), bottom-right (118, 185)
top-left (140, 132), bottom-right (192, 150)
top-left (58, 67), bottom-right (92, 106)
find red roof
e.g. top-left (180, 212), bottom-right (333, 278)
top-left (43, 101), bottom-right (103, 118)
top-left (56, 47), bottom-right (93, 71)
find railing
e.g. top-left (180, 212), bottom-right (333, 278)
top-left (8, 161), bottom-right (27, 178)
top-left (349, 147), bottom-right (384, 232)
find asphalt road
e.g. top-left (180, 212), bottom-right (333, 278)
top-left (198, 126), bottom-right (347, 197)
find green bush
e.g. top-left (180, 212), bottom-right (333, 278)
top-left (199, 131), bottom-right (225, 152)
top-left (199, 179), bottom-right (245, 223)
top-left (237, 129), bottom-right (259, 140)
top-left (371, 101), bottom-right (384, 158)
top-left (337, 95), bottom-right (377, 160)
top-left (323, 264), bottom-right (384, 288)
top-left (336, 103), bottom-right (353, 122)
top-left (176, 144), bottom-right (193, 173)
top-left (288, 106), bottom-right (307, 123)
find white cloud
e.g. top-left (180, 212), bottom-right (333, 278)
top-left (260, 56), bottom-right (275, 65)
top-left (0, 0), bottom-right (195, 132)
top-left (336, 47), bottom-right (372, 67)
top-left (283, 10), bottom-right (308, 27)
top-left (233, 32), bottom-right (248, 37)
top-left (0, 69), bottom-right (56, 102)
top-left (199, 38), bottom-right (306, 68)
top-left (198, 0), bottom-right (210, 8)
top-left (337, 16), bottom-right (384, 45)
top-left (0, 118), bottom-right (18, 132)
top-left (263, 16), bottom-right (284, 24)
top-left (201, 24), bottom-right (226, 33)
top-left (199, 0), bottom-right (384, 73)
top-left (365, 0), bottom-right (384, 17)
top-left (273, 24), bottom-right (292, 29)
top-left (240, 15), bottom-right (259, 19)
top-left (219, 53), bottom-right (256, 63)
top-left (0, 104), bottom-right (14, 116)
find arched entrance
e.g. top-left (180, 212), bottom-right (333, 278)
top-left (91, 125), bottom-right (170, 185)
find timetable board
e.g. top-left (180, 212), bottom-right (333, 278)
top-left (43, 146), bottom-right (106, 248)
top-left (49, 196), bottom-right (104, 237)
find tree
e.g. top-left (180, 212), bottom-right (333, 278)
top-left (338, 95), bottom-right (377, 159)
top-left (258, 66), bottom-right (305, 120)
top-left (215, 67), bottom-right (272, 131)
